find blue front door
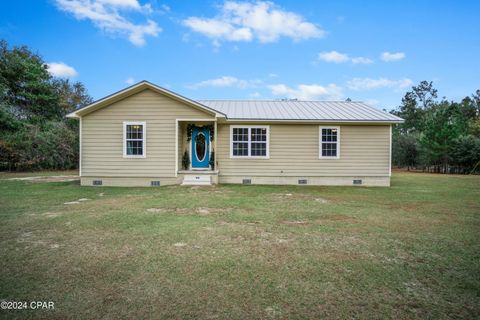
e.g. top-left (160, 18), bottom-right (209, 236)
top-left (191, 127), bottom-right (210, 169)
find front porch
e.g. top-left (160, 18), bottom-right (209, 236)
top-left (178, 170), bottom-right (219, 185)
top-left (176, 120), bottom-right (218, 185)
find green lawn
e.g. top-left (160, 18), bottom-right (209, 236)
top-left (0, 172), bottom-right (479, 319)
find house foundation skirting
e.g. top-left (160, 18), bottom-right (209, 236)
top-left (81, 175), bottom-right (390, 187)
top-left (218, 175), bottom-right (390, 187)
top-left (81, 176), bottom-right (182, 187)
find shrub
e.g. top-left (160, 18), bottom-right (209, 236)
top-left (450, 135), bottom-right (480, 173)
top-left (0, 121), bottom-right (78, 171)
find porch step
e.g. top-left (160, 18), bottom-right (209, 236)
top-left (182, 174), bottom-right (212, 186)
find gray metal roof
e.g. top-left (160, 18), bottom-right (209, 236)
top-left (198, 100), bottom-right (403, 122)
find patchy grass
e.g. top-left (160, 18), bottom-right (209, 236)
top-left (0, 172), bottom-right (479, 319)
top-left (0, 170), bottom-right (78, 179)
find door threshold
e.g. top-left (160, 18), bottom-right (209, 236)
top-left (178, 170), bottom-right (219, 174)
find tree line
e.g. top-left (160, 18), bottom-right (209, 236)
top-left (390, 81), bottom-right (480, 174)
top-left (0, 40), bottom-right (92, 170)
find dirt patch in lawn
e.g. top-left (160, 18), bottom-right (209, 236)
top-left (63, 198), bottom-right (91, 205)
top-left (16, 231), bottom-right (61, 249)
top-left (195, 207), bottom-right (234, 215)
top-left (42, 211), bottom-right (65, 218)
top-left (64, 201), bottom-right (80, 205)
top-left (146, 208), bottom-right (190, 214)
top-left (146, 207), bottom-right (233, 216)
top-left (281, 220), bottom-right (310, 225)
top-left (271, 193), bottom-right (330, 204)
top-left (272, 192), bottom-right (311, 199)
top-left (173, 242), bottom-right (187, 247)
top-left (7, 175), bottom-right (79, 183)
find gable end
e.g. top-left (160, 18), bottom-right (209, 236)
top-left (67, 81), bottom-right (224, 118)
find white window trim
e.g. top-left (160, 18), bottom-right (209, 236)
top-left (123, 121), bottom-right (146, 158)
top-left (319, 126), bottom-right (340, 159)
top-left (230, 125), bottom-right (270, 159)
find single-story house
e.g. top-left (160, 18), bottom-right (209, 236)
top-left (67, 81), bottom-right (404, 187)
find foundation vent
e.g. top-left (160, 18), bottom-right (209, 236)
top-left (92, 180), bottom-right (102, 186)
top-left (353, 179), bottom-right (362, 185)
top-left (242, 179), bottom-right (252, 185)
top-left (298, 179), bottom-right (308, 185)
top-left (151, 181), bottom-right (161, 187)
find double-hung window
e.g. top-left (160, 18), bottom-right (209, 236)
top-left (319, 126), bottom-right (340, 159)
top-left (231, 126), bottom-right (269, 158)
top-left (123, 122), bottom-right (146, 158)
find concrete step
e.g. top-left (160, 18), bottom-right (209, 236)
top-left (182, 174), bottom-right (212, 186)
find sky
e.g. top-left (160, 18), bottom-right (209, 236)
top-left (0, 0), bottom-right (479, 110)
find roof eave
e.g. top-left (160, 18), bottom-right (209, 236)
top-left (68, 81), bottom-right (226, 118)
top-left (66, 112), bottom-right (80, 118)
top-left (221, 118), bottom-right (404, 124)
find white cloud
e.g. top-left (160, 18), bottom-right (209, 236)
top-left (380, 51), bottom-right (406, 62)
top-left (55, 0), bottom-right (161, 46)
top-left (183, 1), bottom-right (326, 44)
top-left (318, 51), bottom-right (349, 63)
top-left (249, 92), bottom-right (261, 98)
top-left (97, 0), bottom-right (142, 10)
top-left (351, 57), bottom-right (374, 64)
top-left (161, 4), bottom-right (170, 12)
top-left (318, 51), bottom-right (373, 64)
top-left (269, 83), bottom-right (343, 100)
top-left (183, 18), bottom-right (252, 42)
top-left (346, 77), bottom-right (413, 91)
top-left (46, 62), bottom-right (78, 78)
top-left (125, 77), bottom-right (135, 85)
top-left (189, 76), bottom-right (261, 89)
top-left (193, 76), bottom-right (239, 88)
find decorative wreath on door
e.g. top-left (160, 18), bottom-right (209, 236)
top-left (186, 124), bottom-right (214, 141)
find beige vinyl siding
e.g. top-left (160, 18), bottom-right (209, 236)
top-left (216, 124), bottom-right (390, 177)
top-left (81, 89), bottom-right (214, 177)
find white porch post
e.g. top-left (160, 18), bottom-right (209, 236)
top-left (214, 120), bottom-right (217, 171)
